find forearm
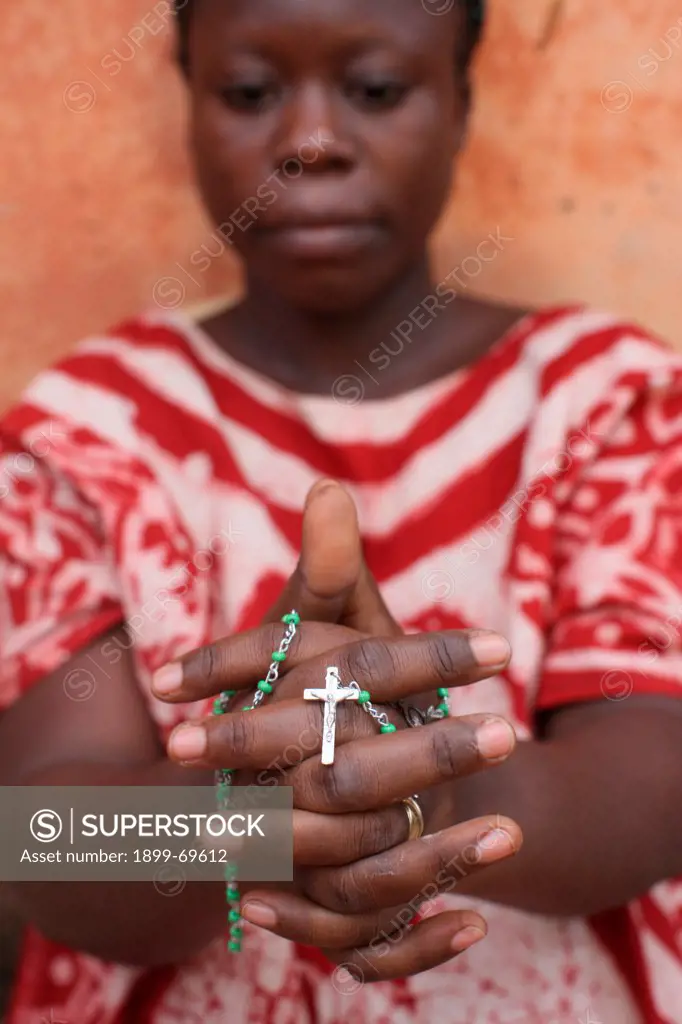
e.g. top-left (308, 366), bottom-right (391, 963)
top-left (434, 701), bottom-right (682, 916)
top-left (10, 759), bottom-right (224, 967)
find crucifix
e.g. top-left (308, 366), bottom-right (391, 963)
top-left (304, 666), bottom-right (360, 765)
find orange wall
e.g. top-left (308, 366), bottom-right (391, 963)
top-left (2, 0), bottom-right (682, 409)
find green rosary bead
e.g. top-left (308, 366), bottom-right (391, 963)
top-left (436, 688), bottom-right (449, 698)
top-left (357, 690), bottom-right (371, 704)
top-left (218, 612), bottom-right (300, 954)
top-left (380, 723), bottom-right (397, 734)
top-left (437, 702), bottom-right (450, 716)
top-left (214, 691), bottom-right (237, 715)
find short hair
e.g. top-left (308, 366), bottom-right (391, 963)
top-left (174, 1), bottom-right (486, 88)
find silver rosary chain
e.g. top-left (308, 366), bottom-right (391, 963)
top-left (250, 616), bottom-right (298, 709)
top-left (215, 611), bottom-right (299, 796)
top-left (215, 607), bottom-right (442, 955)
top-left (347, 680), bottom-right (392, 728)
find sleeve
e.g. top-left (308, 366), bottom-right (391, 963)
top-left (0, 428), bottom-right (124, 711)
top-left (537, 385), bottom-right (682, 710)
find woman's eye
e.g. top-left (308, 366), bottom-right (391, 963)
top-left (221, 83), bottom-right (277, 112)
top-left (345, 80), bottom-right (408, 110)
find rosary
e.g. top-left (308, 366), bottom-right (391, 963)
top-left (212, 611), bottom-right (451, 953)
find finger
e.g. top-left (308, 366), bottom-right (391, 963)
top-left (276, 630), bottom-right (510, 707)
top-left (287, 715), bottom-right (516, 813)
top-left (151, 620), bottom-right (364, 703)
top-left (166, 691), bottom-right (513, 777)
top-left (271, 480), bottom-right (402, 636)
top-left (166, 696), bottom-right (379, 770)
top-left (155, 625), bottom-right (510, 706)
top-left (327, 909), bottom-right (487, 983)
top-left (265, 479), bottom-right (402, 635)
top-left (265, 479), bottom-right (364, 624)
top-left (294, 806), bottom-right (411, 866)
top-left (303, 817), bottom-right (521, 914)
top-left (240, 888), bottom-right (411, 949)
top-left (239, 889), bottom-right (488, 977)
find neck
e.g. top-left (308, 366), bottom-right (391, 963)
top-left (202, 257), bottom-right (521, 399)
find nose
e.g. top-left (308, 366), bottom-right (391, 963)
top-left (271, 83), bottom-right (355, 175)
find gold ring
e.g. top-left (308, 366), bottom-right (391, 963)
top-left (402, 795), bottom-right (424, 841)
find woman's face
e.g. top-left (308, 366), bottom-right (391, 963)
top-left (186, 0), bottom-right (468, 312)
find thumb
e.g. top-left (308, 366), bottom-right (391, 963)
top-left (264, 479), bottom-right (401, 635)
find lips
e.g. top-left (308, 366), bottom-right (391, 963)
top-left (258, 219), bottom-right (384, 259)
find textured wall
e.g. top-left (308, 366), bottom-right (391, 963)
top-left (2, 0), bottom-right (682, 409)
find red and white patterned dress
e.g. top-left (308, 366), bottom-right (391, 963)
top-left (2, 305), bottom-right (682, 1023)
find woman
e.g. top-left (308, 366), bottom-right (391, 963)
top-left (1, 0), bottom-right (682, 1020)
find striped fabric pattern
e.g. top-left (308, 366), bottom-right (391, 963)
top-left (1, 306), bottom-right (682, 1022)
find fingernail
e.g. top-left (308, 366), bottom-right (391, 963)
top-left (475, 717), bottom-right (516, 760)
top-left (451, 925), bottom-right (486, 953)
top-left (468, 632), bottom-right (510, 667)
top-left (307, 478), bottom-right (340, 504)
top-left (169, 725), bottom-right (207, 761)
top-left (152, 663), bottom-right (183, 696)
top-left (241, 901), bottom-right (278, 929)
top-left (476, 827), bottom-right (517, 860)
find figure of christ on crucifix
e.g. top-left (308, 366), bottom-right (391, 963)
top-left (303, 666), bottom-right (360, 765)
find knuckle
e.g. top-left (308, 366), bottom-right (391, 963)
top-left (344, 638), bottom-right (395, 688)
top-left (262, 623), bottom-right (284, 660)
top-left (348, 813), bottom-right (371, 857)
top-left (429, 725), bottom-right (477, 780)
top-left (430, 840), bottom-right (464, 889)
top-left (288, 766), bottom-right (317, 811)
top-left (219, 712), bottom-right (253, 761)
top-left (326, 865), bottom-right (367, 913)
top-left (198, 642), bottom-right (223, 687)
top-left (351, 811), bottom-right (396, 858)
top-left (427, 633), bottom-right (467, 684)
top-left (318, 762), bottom-right (354, 809)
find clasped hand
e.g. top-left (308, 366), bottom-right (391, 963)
top-left (153, 482), bottom-right (522, 981)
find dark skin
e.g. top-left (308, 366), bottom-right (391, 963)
top-left (3, 0), bottom-right (682, 987)
top-left (191, 0), bottom-right (525, 391)
top-left (155, 483), bottom-right (682, 979)
top-left (0, 489), bottom-right (523, 975)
